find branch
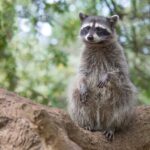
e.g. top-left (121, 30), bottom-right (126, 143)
top-left (103, 0), bottom-right (114, 15)
top-left (0, 88), bottom-right (150, 150)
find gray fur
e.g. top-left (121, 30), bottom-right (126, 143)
top-left (67, 14), bottom-right (136, 138)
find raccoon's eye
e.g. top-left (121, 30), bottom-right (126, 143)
top-left (80, 26), bottom-right (91, 35)
top-left (85, 26), bottom-right (91, 31)
top-left (96, 27), bottom-right (110, 36)
top-left (95, 27), bottom-right (101, 31)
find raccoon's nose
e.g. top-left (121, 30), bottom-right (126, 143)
top-left (87, 35), bottom-right (94, 41)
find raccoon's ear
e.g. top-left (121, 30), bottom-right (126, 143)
top-left (79, 12), bottom-right (88, 21)
top-left (108, 15), bottom-right (119, 26)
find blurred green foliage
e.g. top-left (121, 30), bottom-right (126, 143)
top-left (0, 0), bottom-right (149, 108)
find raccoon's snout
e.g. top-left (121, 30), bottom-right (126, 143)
top-left (87, 35), bottom-right (94, 41)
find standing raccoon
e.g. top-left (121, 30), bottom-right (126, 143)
top-left (67, 13), bottom-right (136, 140)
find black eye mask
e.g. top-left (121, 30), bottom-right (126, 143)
top-left (80, 26), bottom-right (91, 35)
top-left (95, 27), bottom-right (110, 36)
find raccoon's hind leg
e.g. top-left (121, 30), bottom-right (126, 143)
top-left (68, 88), bottom-right (96, 131)
top-left (103, 87), bottom-right (136, 141)
top-left (76, 74), bottom-right (89, 103)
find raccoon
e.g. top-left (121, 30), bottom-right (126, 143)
top-left (67, 13), bottom-right (137, 140)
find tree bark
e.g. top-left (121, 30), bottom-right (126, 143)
top-left (0, 88), bottom-right (149, 150)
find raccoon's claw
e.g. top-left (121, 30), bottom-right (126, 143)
top-left (80, 91), bottom-right (88, 103)
top-left (84, 125), bottom-right (92, 131)
top-left (103, 129), bottom-right (114, 141)
top-left (97, 80), bottom-right (107, 88)
top-left (97, 73), bottom-right (110, 88)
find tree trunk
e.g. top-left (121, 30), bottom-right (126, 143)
top-left (0, 88), bottom-right (149, 150)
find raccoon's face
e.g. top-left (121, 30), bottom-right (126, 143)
top-left (79, 13), bottom-right (119, 43)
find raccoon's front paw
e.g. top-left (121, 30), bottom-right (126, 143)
top-left (103, 129), bottom-right (115, 141)
top-left (97, 73), bottom-right (110, 88)
top-left (80, 90), bottom-right (89, 103)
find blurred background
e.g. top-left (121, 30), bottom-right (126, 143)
top-left (0, 0), bottom-right (149, 108)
